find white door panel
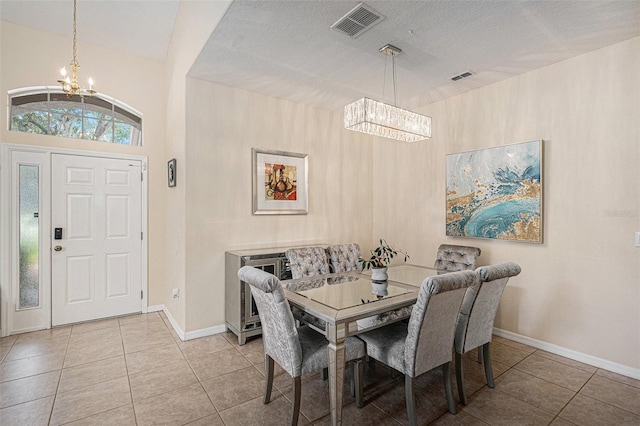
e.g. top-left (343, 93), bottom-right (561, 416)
top-left (52, 154), bottom-right (142, 326)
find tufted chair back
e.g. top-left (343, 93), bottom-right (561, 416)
top-left (453, 261), bottom-right (521, 406)
top-left (434, 244), bottom-right (481, 272)
top-left (326, 243), bottom-right (362, 273)
top-left (237, 266), bottom-right (302, 377)
top-left (455, 262), bottom-right (521, 354)
top-left (405, 270), bottom-right (478, 377)
top-left (286, 247), bottom-right (331, 279)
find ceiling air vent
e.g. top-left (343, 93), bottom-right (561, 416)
top-left (331, 3), bottom-right (385, 38)
top-left (451, 70), bottom-right (474, 81)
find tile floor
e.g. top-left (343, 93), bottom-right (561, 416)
top-left (1, 312), bottom-right (638, 425)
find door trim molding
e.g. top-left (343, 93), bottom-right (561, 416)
top-left (0, 143), bottom-right (149, 337)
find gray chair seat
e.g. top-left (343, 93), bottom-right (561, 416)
top-left (356, 270), bottom-right (479, 426)
top-left (298, 325), bottom-right (365, 374)
top-left (238, 266), bottom-right (364, 426)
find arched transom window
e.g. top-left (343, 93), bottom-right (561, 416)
top-left (9, 87), bottom-right (142, 146)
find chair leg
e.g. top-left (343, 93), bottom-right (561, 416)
top-left (291, 375), bottom-right (301, 426)
top-left (478, 347), bottom-right (483, 363)
top-left (405, 375), bottom-right (417, 426)
top-left (483, 343), bottom-right (495, 388)
top-left (455, 352), bottom-right (468, 406)
top-left (442, 362), bottom-right (456, 414)
top-left (354, 359), bottom-right (364, 408)
top-left (264, 355), bottom-right (274, 404)
top-left (321, 367), bottom-right (328, 380)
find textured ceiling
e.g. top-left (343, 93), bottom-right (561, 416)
top-left (189, 0), bottom-right (640, 110)
top-left (1, 1), bottom-right (638, 111)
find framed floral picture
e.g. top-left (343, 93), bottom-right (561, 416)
top-left (446, 140), bottom-right (543, 243)
top-left (252, 148), bottom-right (308, 215)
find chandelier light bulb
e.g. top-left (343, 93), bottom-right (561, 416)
top-left (60, 67), bottom-right (67, 77)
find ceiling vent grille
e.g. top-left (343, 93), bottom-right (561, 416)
top-left (331, 3), bottom-right (385, 38)
top-left (451, 70), bottom-right (474, 81)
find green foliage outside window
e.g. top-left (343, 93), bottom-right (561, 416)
top-left (10, 91), bottom-right (142, 146)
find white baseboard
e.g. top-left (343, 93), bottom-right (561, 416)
top-left (185, 324), bottom-right (227, 340)
top-left (493, 328), bottom-right (640, 380)
top-left (147, 304), bottom-right (164, 313)
top-left (150, 304), bottom-right (225, 342)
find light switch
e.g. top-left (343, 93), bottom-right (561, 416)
top-left (636, 232), bottom-right (640, 247)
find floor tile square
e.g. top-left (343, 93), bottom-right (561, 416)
top-left (0, 370), bottom-right (60, 409)
top-left (219, 392), bottom-right (309, 426)
top-left (0, 351), bottom-right (65, 383)
top-left (595, 368), bottom-right (640, 389)
top-left (514, 354), bottom-right (593, 391)
top-left (462, 387), bottom-right (555, 425)
top-left (201, 366), bottom-right (264, 411)
top-left (129, 359), bottom-right (199, 401)
top-left (579, 374), bottom-right (640, 415)
top-left (71, 318), bottom-right (119, 335)
top-left (63, 403), bottom-right (136, 426)
top-left (188, 347), bottom-right (252, 381)
top-left (125, 342), bottom-right (185, 375)
top-left (58, 356), bottom-right (127, 394)
top-left (63, 338), bottom-right (124, 368)
top-left (494, 368), bottom-right (575, 414)
top-left (133, 383), bottom-right (216, 426)
top-left (559, 394), bottom-right (640, 426)
top-left (0, 395), bottom-right (54, 426)
top-left (178, 334), bottom-right (233, 360)
top-left (50, 376), bottom-right (131, 425)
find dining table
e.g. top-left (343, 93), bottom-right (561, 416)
top-left (281, 263), bottom-right (443, 426)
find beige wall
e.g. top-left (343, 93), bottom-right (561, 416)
top-left (161, 0), bottom-right (231, 333)
top-left (184, 80), bottom-right (373, 331)
top-left (373, 37), bottom-right (640, 369)
top-left (0, 21), bottom-right (168, 307)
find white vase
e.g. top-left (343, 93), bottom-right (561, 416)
top-left (371, 281), bottom-right (388, 297)
top-left (371, 266), bottom-right (388, 282)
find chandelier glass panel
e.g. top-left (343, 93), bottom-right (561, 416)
top-left (344, 44), bottom-right (431, 142)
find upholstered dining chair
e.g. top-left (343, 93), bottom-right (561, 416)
top-left (355, 270), bottom-right (478, 425)
top-left (238, 266), bottom-right (365, 426)
top-left (326, 243), bottom-right (363, 273)
top-left (286, 247), bottom-right (331, 279)
top-left (454, 262), bottom-right (521, 405)
top-left (434, 244), bottom-right (481, 272)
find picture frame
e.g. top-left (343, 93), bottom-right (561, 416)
top-left (252, 148), bottom-right (308, 215)
top-left (445, 140), bottom-right (543, 243)
top-left (167, 158), bottom-right (176, 187)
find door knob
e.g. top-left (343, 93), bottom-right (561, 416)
top-left (54, 245), bottom-right (63, 252)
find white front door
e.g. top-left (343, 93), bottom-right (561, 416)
top-left (51, 154), bottom-right (142, 326)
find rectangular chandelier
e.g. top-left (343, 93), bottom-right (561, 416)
top-left (344, 97), bottom-right (431, 143)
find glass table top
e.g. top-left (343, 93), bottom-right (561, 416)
top-left (361, 264), bottom-right (443, 287)
top-left (283, 273), bottom-right (413, 310)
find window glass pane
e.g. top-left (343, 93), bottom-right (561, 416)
top-left (19, 165), bottom-right (40, 309)
top-left (83, 117), bottom-right (113, 141)
top-left (50, 113), bottom-right (83, 138)
top-left (114, 122), bottom-right (141, 145)
top-left (9, 89), bottom-right (142, 146)
top-left (10, 108), bottom-right (49, 134)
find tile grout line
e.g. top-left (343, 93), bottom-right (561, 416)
top-left (120, 318), bottom-right (140, 426)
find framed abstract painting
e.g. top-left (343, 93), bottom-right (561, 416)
top-left (252, 148), bottom-right (308, 215)
top-left (446, 140), bottom-right (543, 243)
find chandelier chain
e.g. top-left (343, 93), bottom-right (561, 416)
top-left (72, 0), bottom-right (78, 66)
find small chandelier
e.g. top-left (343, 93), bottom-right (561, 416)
top-left (345, 44), bottom-right (431, 142)
top-left (57, 0), bottom-right (96, 97)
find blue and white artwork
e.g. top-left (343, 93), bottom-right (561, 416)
top-left (446, 140), bottom-right (543, 243)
